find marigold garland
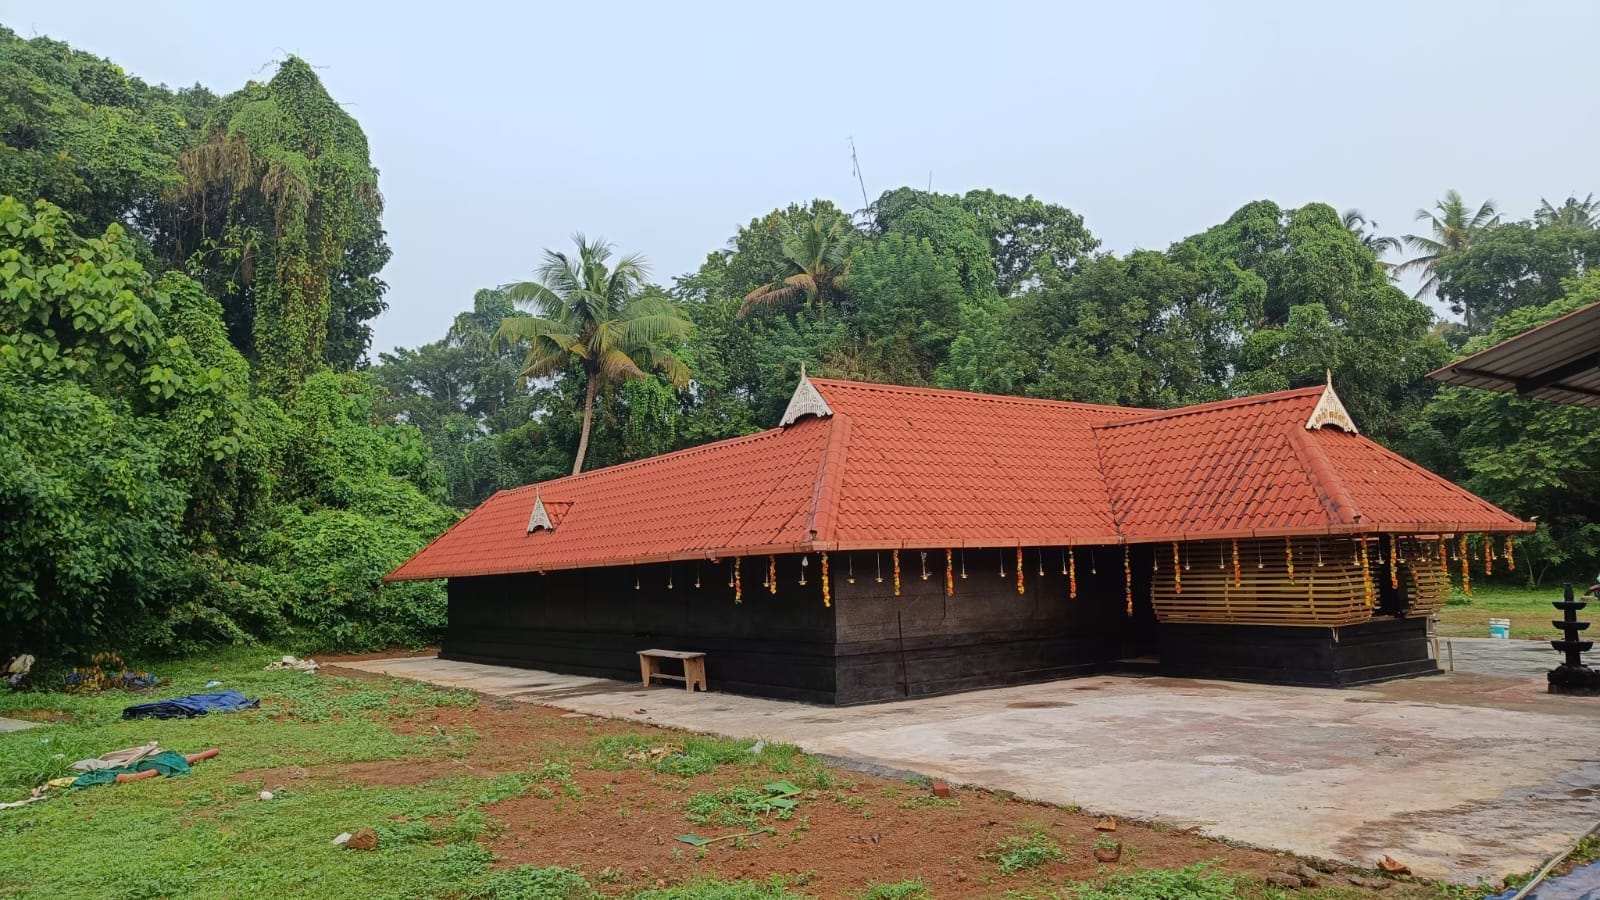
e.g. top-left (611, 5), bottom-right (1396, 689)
top-left (768, 555), bottom-right (777, 595)
top-left (892, 549), bottom-right (901, 597)
top-left (1123, 545), bottom-right (1133, 615)
top-left (734, 558), bottom-right (742, 603)
top-left (1389, 534), bottom-right (1399, 590)
top-left (1068, 547), bottom-right (1077, 599)
top-left (944, 549), bottom-right (954, 596)
top-left (1483, 535), bottom-right (1493, 576)
top-left (1016, 547), bottom-right (1025, 595)
top-left (821, 552), bottom-right (831, 607)
top-left (1360, 538), bottom-right (1374, 608)
top-left (1505, 536), bottom-right (1515, 572)
top-left (1173, 542), bottom-right (1182, 594)
top-left (1438, 539), bottom-right (1448, 574)
top-left (1231, 539), bottom-right (1241, 587)
top-left (1285, 537), bottom-right (1294, 584)
top-left (1459, 534), bottom-right (1471, 597)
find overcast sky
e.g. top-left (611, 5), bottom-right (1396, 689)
top-left (11, 1), bottom-right (1598, 355)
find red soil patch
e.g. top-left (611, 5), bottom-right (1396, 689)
top-left (266, 684), bottom-right (1423, 897)
top-left (484, 760), bottom-right (1312, 897)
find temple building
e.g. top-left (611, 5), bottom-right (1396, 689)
top-left (387, 376), bottom-right (1531, 704)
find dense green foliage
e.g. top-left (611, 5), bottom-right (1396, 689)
top-left (3, 27), bottom-right (1597, 662)
top-left (0, 32), bottom-right (446, 659)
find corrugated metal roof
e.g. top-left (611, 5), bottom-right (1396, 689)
top-left (1429, 301), bottom-right (1600, 408)
top-left (386, 378), bottom-right (1532, 582)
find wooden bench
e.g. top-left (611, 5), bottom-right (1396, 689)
top-left (637, 649), bottom-right (707, 692)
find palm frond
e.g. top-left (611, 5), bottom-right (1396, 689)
top-left (738, 283), bottom-right (806, 316)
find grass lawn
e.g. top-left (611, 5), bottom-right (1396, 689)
top-left (0, 648), bottom-right (1500, 899)
top-left (1433, 581), bottom-right (1590, 640)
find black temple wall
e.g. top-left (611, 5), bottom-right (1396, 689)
top-left (1157, 617), bottom-right (1437, 687)
top-left (832, 547), bottom-right (1153, 704)
top-left (443, 556), bottom-right (836, 703)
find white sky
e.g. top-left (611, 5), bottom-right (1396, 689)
top-left (11, 0), bottom-right (1598, 353)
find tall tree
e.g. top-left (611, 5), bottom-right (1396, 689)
top-left (1397, 190), bottom-right (1501, 312)
top-left (1535, 193), bottom-right (1600, 229)
top-left (496, 236), bottom-right (691, 475)
top-left (1342, 209), bottom-right (1400, 271)
top-left (1434, 221), bottom-right (1600, 333)
top-left (172, 56), bottom-right (388, 394)
top-left (738, 208), bottom-right (854, 320)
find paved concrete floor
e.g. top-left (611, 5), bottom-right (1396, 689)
top-left (0, 717), bottom-right (38, 733)
top-left (339, 642), bottom-right (1599, 884)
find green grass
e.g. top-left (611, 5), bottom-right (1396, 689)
top-left (991, 831), bottom-right (1064, 875)
top-left (683, 783), bottom-right (800, 827)
top-left (857, 881), bottom-right (930, 900)
top-left (1070, 863), bottom-right (1238, 899)
top-left (1434, 582), bottom-right (1578, 639)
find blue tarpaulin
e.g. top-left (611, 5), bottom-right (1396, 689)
top-left (1486, 861), bottom-right (1600, 899)
top-left (121, 690), bottom-right (258, 720)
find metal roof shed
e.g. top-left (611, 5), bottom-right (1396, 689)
top-left (1429, 302), bottom-right (1600, 407)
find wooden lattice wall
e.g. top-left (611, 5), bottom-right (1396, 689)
top-left (1150, 536), bottom-right (1449, 627)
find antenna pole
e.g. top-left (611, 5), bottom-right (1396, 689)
top-left (849, 137), bottom-right (870, 208)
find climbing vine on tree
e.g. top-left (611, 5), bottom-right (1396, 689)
top-left (173, 56), bottom-right (388, 398)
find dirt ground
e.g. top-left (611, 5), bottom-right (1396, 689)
top-left (288, 660), bottom-right (1437, 897)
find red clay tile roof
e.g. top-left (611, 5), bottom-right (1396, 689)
top-left (1094, 386), bottom-right (1528, 542)
top-left (387, 378), bottom-right (1531, 581)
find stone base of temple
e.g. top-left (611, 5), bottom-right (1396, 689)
top-left (1548, 664), bottom-right (1600, 696)
top-left (1156, 617), bottom-right (1438, 687)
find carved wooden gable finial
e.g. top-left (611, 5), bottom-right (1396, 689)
top-left (779, 365), bottom-right (833, 427)
top-left (527, 488), bottom-right (555, 533)
top-left (1305, 372), bottom-right (1359, 434)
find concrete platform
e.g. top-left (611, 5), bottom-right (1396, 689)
top-left (337, 641), bottom-right (1599, 884)
top-left (0, 716), bottom-right (39, 733)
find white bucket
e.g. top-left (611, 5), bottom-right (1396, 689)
top-left (1488, 618), bottom-right (1511, 639)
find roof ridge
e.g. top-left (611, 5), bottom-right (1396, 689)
top-left (1286, 426), bottom-right (1361, 526)
top-left (808, 377), bottom-right (1152, 417)
top-left (1096, 386), bottom-right (1324, 430)
top-left (716, 417), bottom-right (835, 549)
top-left (502, 426), bottom-right (785, 499)
top-left (803, 413), bottom-right (851, 542)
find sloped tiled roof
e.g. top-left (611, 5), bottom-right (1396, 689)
top-left (387, 378), bottom-right (1530, 581)
top-left (1095, 386), bottom-right (1526, 542)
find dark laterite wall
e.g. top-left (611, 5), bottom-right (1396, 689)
top-left (1157, 617), bottom-right (1438, 687)
top-left (442, 546), bottom-right (1434, 704)
top-left (443, 556), bottom-right (836, 703)
top-left (831, 546), bottom-right (1156, 704)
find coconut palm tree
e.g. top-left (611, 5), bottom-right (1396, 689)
top-left (1342, 209), bottom-right (1401, 273)
top-left (1535, 194), bottom-right (1600, 229)
top-left (496, 235), bottom-right (691, 475)
top-left (738, 211), bottom-right (853, 320)
top-left (1396, 190), bottom-right (1501, 304)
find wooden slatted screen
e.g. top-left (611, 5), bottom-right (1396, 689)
top-left (1152, 537), bottom-right (1373, 627)
top-left (1400, 538), bottom-right (1450, 618)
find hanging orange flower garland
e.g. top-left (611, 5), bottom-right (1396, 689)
top-left (1068, 547), bottom-right (1077, 599)
top-left (820, 552), bottom-right (831, 607)
top-left (944, 549), bottom-right (954, 597)
top-left (734, 558), bottom-right (742, 603)
top-left (1389, 534), bottom-right (1399, 590)
top-left (768, 555), bottom-right (777, 595)
top-left (1016, 547), bottom-right (1025, 595)
top-left (1359, 537), bottom-right (1374, 607)
top-left (892, 549), bottom-right (901, 597)
top-left (1438, 538), bottom-right (1448, 575)
top-left (1505, 536), bottom-right (1515, 572)
top-left (1172, 542), bottom-right (1182, 594)
top-left (1459, 534), bottom-right (1471, 597)
top-left (1231, 539), bottom-right (1241, 587)
top-left (1285, 537), bottom-right (1294, 584)
top-left (1123, 545), bottom-right (1133, 615)
top-left (1483, 535), bottom-right (1493, 576)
